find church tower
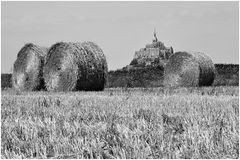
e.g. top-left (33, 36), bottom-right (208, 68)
top-left (153, 28), bottom-right (158, 42)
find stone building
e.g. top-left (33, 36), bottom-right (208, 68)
top-left (132, 29), bottom-right (174, 66)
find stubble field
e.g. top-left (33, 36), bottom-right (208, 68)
top-left (1, 87), bottom-right (239, 159)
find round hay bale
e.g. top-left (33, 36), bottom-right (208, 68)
top-left (43, 41), bottom-right (108, 91)
top-left (12, 43), bottom-right (48, 91)
top-left (163, 51), bottom-right (216, 87)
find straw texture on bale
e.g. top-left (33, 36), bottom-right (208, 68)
top-left (12, 43), bottom-right (48, 91)
top-left (163, 51), bottom-right (216, 87)
top-left (43, 41), bottom-right (108, 91)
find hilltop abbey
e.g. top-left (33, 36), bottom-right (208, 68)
top-left (131, 29), bottom-right (174, 66)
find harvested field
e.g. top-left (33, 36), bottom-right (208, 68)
top-left (1, 86), bottom-right (239, 159)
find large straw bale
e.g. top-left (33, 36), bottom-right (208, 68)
top-left (43, 41), bottom-right (108, 91)
top-left (12, 43), bottom-right (48, 91)
top-left (163, 51), bottom-right (215, 87)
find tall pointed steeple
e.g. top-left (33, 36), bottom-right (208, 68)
top-left (153, 28), bottom-right (158, 42)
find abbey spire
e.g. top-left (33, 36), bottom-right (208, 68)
top-left (153, 28), bottom-right (158, 42)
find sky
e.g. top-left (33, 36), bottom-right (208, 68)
top-left (1, 1), bottom-right (239, 73)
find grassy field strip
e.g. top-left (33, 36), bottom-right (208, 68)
top-left (1, 86), bottom-right (239, 97)
top-left (1, 90), bottom-right (239, 158)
